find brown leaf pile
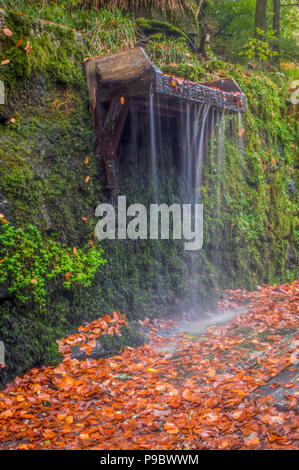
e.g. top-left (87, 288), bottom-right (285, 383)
top-left (0, 281), bottom-right (298, 450)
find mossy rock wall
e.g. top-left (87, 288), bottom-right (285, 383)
top-left (0, 10), bottom-right (297, 386)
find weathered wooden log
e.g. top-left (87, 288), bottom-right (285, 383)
top-left (95, 47), bottom-right (156, 88)
top-left (89, 47), bottom-right (246, 113)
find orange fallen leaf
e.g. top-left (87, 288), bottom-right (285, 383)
top-left (24, 41), bottom-right (33, 56)
top-left (164, 422), bottom-right (179, 434)
top-left (3, 28), bottom-right (13, 37)
top-left (65, 415), bottom-right (73, 425)
top-left (156, 384), bottom-right (166, 392)
top-left (245, 436), bottom-right (260, 447)
top-left (85, 176), bottom-right (90, 183)
top-left (57, 413), bottom-right (67, 421)
top-left (31, 383), bottom-right (41, 392)
top-left (16, 395), bottom-right (25, 402)
top-left (59, 376), bottom-right (75, 390)
top-left (0, 409), bottom-right (13, 419)
top-left (1, 59), bottom-right (10, 66)
top-left (232, 409), bottom-right (247, 421)
top-left (37, 393), bottom-right (51, 401)
top-left (218, 440), bottom-right (229, 449)
top-left (182, 389), bottom-right (191, 400)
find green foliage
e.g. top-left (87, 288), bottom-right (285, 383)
top-left (240, 28), bottom-right (278, 63)
top-left (0, 220), bottom-right (106, 305)
top-left (86, 8), bottom-right (136, 56)
top-left (0, 10), bottom-right (86, 89)
top-left (200, 0), bottom-right (299, 65)
top-left (144, 35), bottom-right (194, 68)
top-left (136, 18), bottom-right (189, 42)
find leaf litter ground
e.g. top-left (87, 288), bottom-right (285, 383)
top-left (0, 281), bottom-right (298, 450)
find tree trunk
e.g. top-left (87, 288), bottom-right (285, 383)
top-left (198, 0), bottom-right (210, 60)
top-left (273, 0), bottom-right (280, 66)
top-left (254, 0), bottom-right (268, 36)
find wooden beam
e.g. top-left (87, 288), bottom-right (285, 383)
top-left (91, 47), bottom-right (246, 113)
top-left (95, 97), bottom-right (129, 190)
top-left (105, 103), bottom-right (129, 161)
top-left (95, 47), bottom-right (155, 88)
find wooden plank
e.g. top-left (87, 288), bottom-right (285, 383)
top-left (106, 103), bottom-right (129, 161)
top-left (95, 47), bottom-right (155, 87)
top-left (92, 47), bottom-right (245, 113)
top-left (155, 73), bottom-right (246, 113)
top-left (200, 77), bottom-right (243, 94)
top-left (95, 97), bottom-right (129, 190)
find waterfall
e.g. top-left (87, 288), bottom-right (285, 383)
top-left (211, 110), bottom-right (225, 273)
top-left (216, 111), bottom-right (225, 212)
top-left (122, 93), bottom-right (232, 316)
top-left (149, 91), bottom-right (158, 199)
top-left (195, 104), bottom-right (211, 199)
top-left (147, 95), bottom-right (213, 203)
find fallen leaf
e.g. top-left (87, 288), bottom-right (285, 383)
top-left (3, 28), bottom-right (13, 37)
top-left (164, 422), bottom-right (179, 434)
top-left (245, 436), bottom-right (260, 447)
top-left (24, 41), bottom-right (33, 56)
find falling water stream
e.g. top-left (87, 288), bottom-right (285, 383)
top-left (121, 92), bottom-right (230, 319)
top-left (146, 92), bottom-right (228, 314)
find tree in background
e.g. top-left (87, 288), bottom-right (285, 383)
top-left (273, 0), bottom-right (280, 65)
top-left (182, 0), bottom-right (211, 59)
top-left (2, 0), bottom-right (298, 67)
top-left (254, 0), bottom-right (268, 36)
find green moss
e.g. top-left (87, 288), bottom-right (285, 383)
top-left (0, 10), bottom-right (86, 89)
top-left (136, 17), bottom-right (189, 42)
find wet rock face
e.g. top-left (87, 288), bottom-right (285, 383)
top-left (70, 340), bottom-right (106, 361)
top-left (0, 284), bottom-right (10, 301)
top-left (0, 194), bottom-right (9, 218)
top-left (70, 325), bottom-right (146, 363)
top-left (249, 362), bottom-right (299, 414)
